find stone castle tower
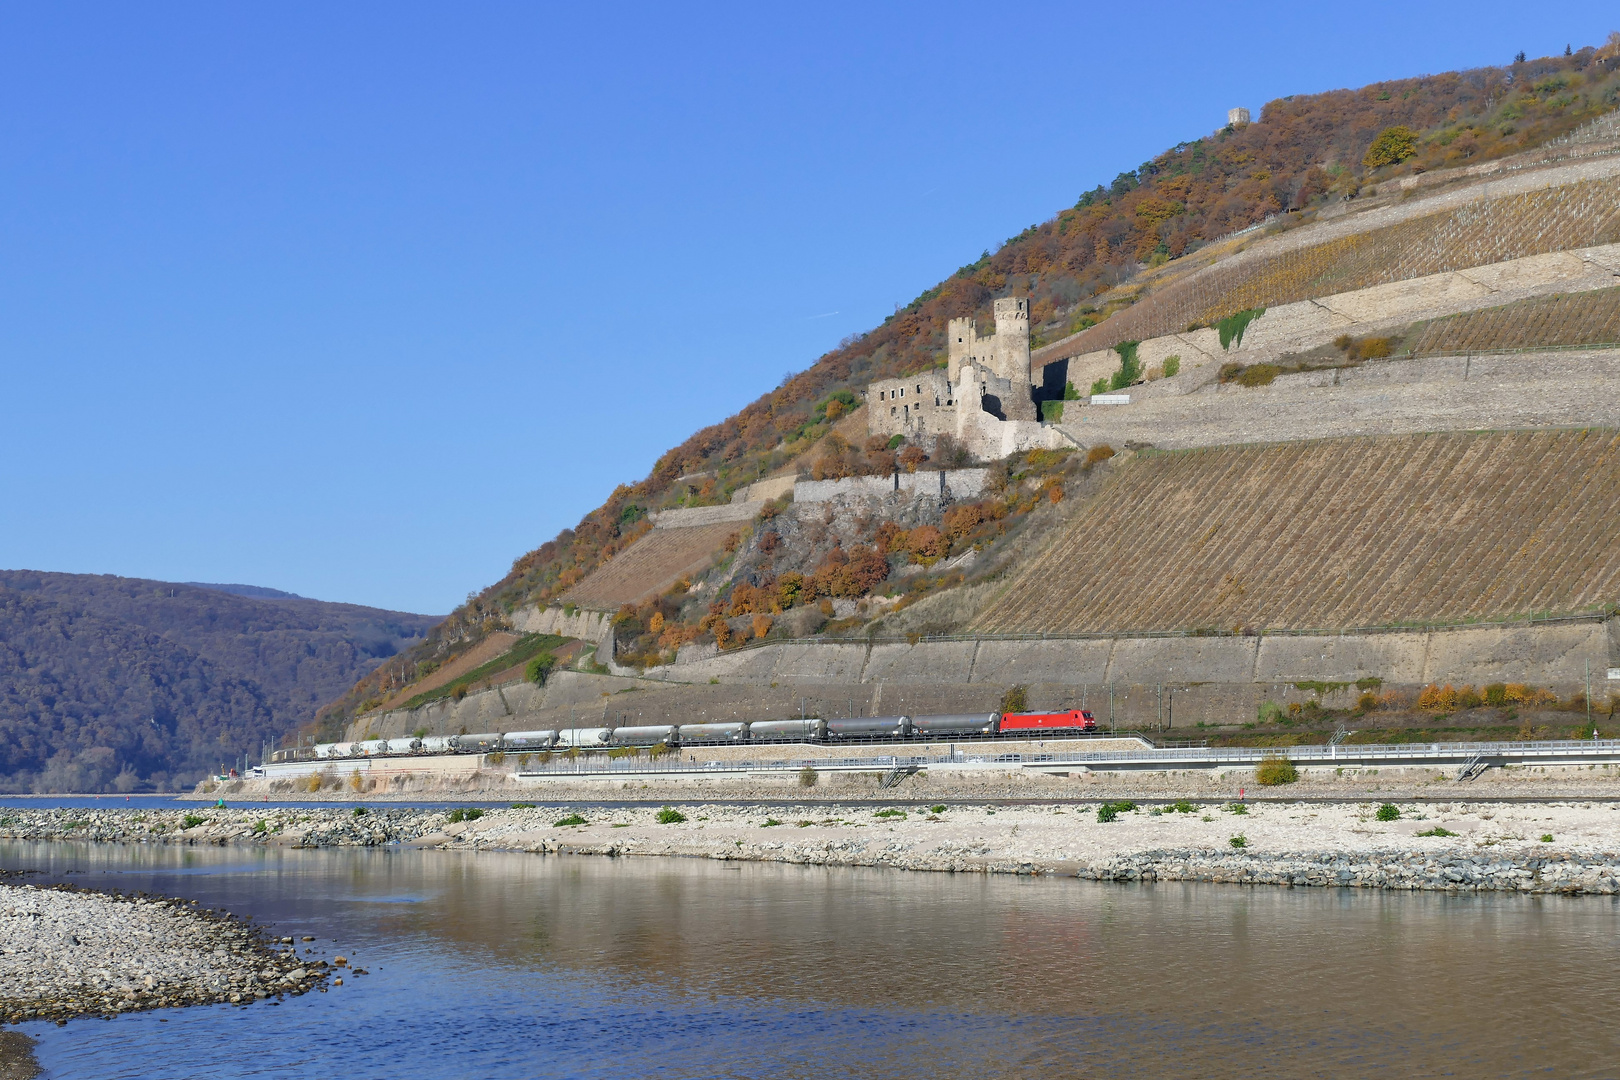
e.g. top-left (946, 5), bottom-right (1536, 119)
top-left (947, 297), bottom-right (1031, 387)
top-left (1228, 106), bottom-right (1251, 127)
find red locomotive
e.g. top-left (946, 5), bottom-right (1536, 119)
top-left (998, 709), bottom-right (1097, 734)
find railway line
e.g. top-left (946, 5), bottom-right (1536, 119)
top-left (256, 736), bottom-right (1620, 785)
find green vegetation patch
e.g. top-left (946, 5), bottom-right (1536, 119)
top-left (400, 633), bottom-right (571, 711)
top-left (1096, 800), bottom-right (1137, 823)
top-left (1215, 308), bottom-right (1265, 350)
top-left (1254, 756), bottom-right (1298, 785)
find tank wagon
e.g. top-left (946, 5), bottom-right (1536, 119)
top-left (286, 709), bottom-right (1100, 762)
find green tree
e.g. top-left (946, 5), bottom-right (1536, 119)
top-left (1363, 125), bottom-right (1418, 168)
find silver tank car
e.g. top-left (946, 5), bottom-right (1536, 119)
top-left (747, 718), bottom-right (826, 741)
top-left (676, 722), bottom-right (747, 743)
top-left (610, 725), bottom-right (677, 746)
top-left (554, 727), bottom-right (612, 748)
top-left (502, 730), bottom-right (559, 749)
top-left (449, 732), bottom-right (503, 752)
top-left (383, 738), bottom-right (418, 753)
top-left (356, 739), bottom-right (389, 755)
top-left (826, 716), bottom-right (909, 738)
top-left (910, 713), bottom-right (999, 736)
top-left (418, 736), bottom-right (454, 753)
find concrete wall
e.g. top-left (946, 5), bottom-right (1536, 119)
top-left (631, 620), bottom-right (1612, 693)
top-left (342, 616), bottom-right (1610, 740)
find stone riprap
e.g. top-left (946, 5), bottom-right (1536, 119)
top-left (6, 802), bottom-right (1620, 894)
top-left (0, 807), bottom-right (444, 847)
top-left (0, 880), bottom-right (327, 1023)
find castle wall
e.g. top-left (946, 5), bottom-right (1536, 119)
top-left (867, 369), bottom-right (957, 439)
top-left (793, 469), bottom-right (990, 503)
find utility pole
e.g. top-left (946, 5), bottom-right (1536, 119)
top-left (1109, 683), bottom-right (1114, 731)
top-left (1588, 659), bottom-right (1594, 737)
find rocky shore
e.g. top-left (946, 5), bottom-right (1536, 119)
top-left (6, 800), bottom-right (1620, 894)
top-left (0, 875), bottom-right (328, 1024)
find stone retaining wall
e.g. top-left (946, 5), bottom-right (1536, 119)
top-left (344, 619), bottom-right (1611, 741)
top-left (794, 469), bottom-right (989, 503)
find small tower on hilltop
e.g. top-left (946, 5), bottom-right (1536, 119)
top-left (1228, 106), bottom-right (1251, 127)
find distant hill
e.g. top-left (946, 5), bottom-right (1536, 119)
top-left (182, 582), bottom-right (304, 600)
top-left (0, 571), bottom-right (439, 792)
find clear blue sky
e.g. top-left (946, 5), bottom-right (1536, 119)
top-left (2, 3), bottom-right (1613, 614)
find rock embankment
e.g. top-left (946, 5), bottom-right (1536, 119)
top-left (0, 879), bottom-right (326, 1023)
top-left (7, 801), bottom-right (1620, 894)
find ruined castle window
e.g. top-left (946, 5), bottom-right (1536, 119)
top-left (890, 406), bottom-right (897, 416)
top-left (915, 384), bottom-right (921, 393)
top-left (899, 388), bottom-right (904, 397)
top-left (935, 396), bottom-right (940, 405)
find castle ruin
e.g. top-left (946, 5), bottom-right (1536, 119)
top-left (865, 296), bottom-right (1072, 461)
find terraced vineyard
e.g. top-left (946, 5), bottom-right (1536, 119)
top-left (1061, 175), bottom-right (1620, 354)
top-left (977, 430), bottom-right (1620, 635)
top-left (561, 522), bottom-right (740, 610)
top-left (1407, 287), bottom-right (1620, 355)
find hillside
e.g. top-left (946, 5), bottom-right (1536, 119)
top-left (0, 571), bottom-right (438, 791)
top-left (324, 37), bottom-right (1620, 732)
top-left (977, 430), bottom-right (1620, 635)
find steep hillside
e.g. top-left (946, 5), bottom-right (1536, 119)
top-left (0, 571), bottom-right (438, 791)
top-left (976, 430), bottom-right (1620, 635)
top-left (323, 39), bottom-right (1620, 730)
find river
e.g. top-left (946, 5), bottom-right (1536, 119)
top-left (3, 841), bottom-right (1617, 1078)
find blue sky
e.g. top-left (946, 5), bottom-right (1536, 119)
top-left (2, 2), bottom-right (1614, 614)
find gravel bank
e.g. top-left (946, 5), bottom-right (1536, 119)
top-left (0, 877), bottom-right (328, 1024)
top-left (197, 760), bottom-right (1620, 804)
top-left (7, 801), bottom-right (1620, 894)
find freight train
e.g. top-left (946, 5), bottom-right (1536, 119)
top-left (291, 709), bottom-right (1098, 760)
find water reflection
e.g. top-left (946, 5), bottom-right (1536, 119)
top-left (3, 842), bottom-right (1617, 1078)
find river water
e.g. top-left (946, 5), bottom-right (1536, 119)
top-left (3, 842), bottom-right (1618, 1078)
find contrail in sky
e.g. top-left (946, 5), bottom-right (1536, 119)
top-left (807, 311), bottom-right (840, 319)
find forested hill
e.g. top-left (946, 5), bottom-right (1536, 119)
top-left (322, 39), bottom-right (1620, 729)
top-left (0, 571), bottom-right (439, 792)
